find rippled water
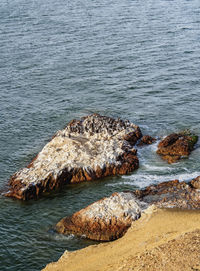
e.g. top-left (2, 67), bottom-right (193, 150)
top-left (0, 0), bottom-right (200, 270)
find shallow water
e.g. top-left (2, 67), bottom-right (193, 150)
top-left (0, 0), bottom-right (200, 270)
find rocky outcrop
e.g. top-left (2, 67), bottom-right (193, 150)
top-left (138, 135), bottom-right (156, 146)
top-left (157, 132), bottom-right (198, 163)
top-left (55, 192), bottom-right (142, 241)
top-left (55, 176), bottom-right (200, 242)
top-left (134, 176), bottom-right (200, 209)
top-left (43, 211), bottom-right (200, 271)
top-left (6, 114), bottom-right (142, 200)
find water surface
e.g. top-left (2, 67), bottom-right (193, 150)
top-left (0, 0), bottom-right (200, 270)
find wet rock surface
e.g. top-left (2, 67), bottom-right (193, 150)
top-left (156, 132), bottom-right (198, 163)
top-left (134, 176), bottom-right (200, 209)
top-left (6, 114), bottom-right (142, 200)
top-left (55, 192), bottom-right (142, 241)
top-left (138, 135), bottom-right (156, 146)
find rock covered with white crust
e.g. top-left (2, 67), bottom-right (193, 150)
top-left (55, 192), bottom-right (142, 241)
top-left (6, 114), bottom-right (142, 200)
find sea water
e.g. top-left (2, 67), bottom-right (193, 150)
top-left (0, 0), bottom-right (200, 270)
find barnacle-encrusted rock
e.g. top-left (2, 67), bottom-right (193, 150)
top-left (55, 192), bottom-right (141, 241)
top-left (6, 114), bottom-right (142, 200)
top-left (134, 177), bottom-right (200, 209)
top-left (157, 132), bottom-right (198, 163)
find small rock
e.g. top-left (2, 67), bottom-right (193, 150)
top-left (157, 132), bottom-right (198, 163)
top-left (55, 192), bottom-right (141, 241)
top-left (134, 178), bottom-right (200, 209)
top-left (138, 135), bottom-right (156, 146)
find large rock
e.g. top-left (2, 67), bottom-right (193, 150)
top-left (55, 192), bottom-right (141, 241)
top-left (157, 132), bottom-right (198, 163)
top-left (134, 177), bottom-right (200, 209)
top-left (55, 176), bottom-right (200, 241)
top-left (6, 114), bottom-right (142, 200)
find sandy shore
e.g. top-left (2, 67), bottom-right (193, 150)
top-left (43, 207), bottom-right (200, 271)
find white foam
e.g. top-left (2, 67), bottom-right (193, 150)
top-left (50, 233), bottom-right (75, 241)
top-left (141, 164), bottom-right (175, 172)
top-left (106, 171), bottom-right (200, 189)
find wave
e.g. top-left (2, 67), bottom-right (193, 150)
top-left (47, 229), bottom-right (75, 241)
top-left (106, 171), bottom-right (200, 189)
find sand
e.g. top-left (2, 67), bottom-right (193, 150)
top-left (43, 207), bottom-right (200, 271)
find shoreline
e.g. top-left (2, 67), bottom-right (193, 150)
top-left (43, 207), bottom-right (200, 271)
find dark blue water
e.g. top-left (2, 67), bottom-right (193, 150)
top-left (0, 0), bottom-right (200, 270)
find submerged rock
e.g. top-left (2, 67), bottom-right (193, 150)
top-left (134, 177), bottom-right (200, 209)
top-left (138, 135), bottom-right (156, 146)
top-left (55, 192), bottom-right (142, 241)
top-left (6, 114), bottom-right (142, 200)
top-left (157, 132), bottom-right (198, 163)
